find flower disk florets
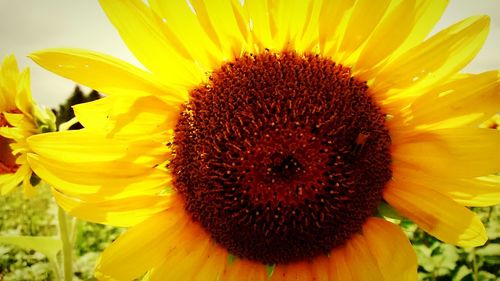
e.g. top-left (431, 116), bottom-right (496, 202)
top-left (172, 51), bottom-right (392, 264)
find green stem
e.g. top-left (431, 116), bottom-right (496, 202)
top-left (49, 258), bottom-right (61, 281)
top-left (471, 247), bottom-right (479, 281)
top-left (58, 206), bottom-right (73, 281)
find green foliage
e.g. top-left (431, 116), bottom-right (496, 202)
top-left (0, 187), bottom-right (123, 281)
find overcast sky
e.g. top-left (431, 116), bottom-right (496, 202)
top-left (1, 0), bottom-right (499, 107)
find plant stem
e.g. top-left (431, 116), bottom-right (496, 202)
top-left (49, 258), bottom-right (61, 281)
top-left (58, 206), bottom-right (73, 281)
top-left (471, 247), bottom-right (479, 281)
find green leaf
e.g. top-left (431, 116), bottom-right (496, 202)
top-left (478, 270), bottom-right (496, 281)
top-left (0, 235), bottom-right (62, 262)
top-left (475, 244), bottom-right (500, 257)
top-left (432, 244), bottom-right (459, 276)
top-left (227, 254), bottom-right (237, 265)
top-left (377, 202), bottom-right (404, 220)
top-left (452, 265), bottom-right (471, 281)
top-left (266, 264), bottom-right (275, 277)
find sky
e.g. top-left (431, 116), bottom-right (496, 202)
top-left (1, 0), bottom-right (499, 108)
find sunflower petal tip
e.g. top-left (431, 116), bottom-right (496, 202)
top-left (457, 216), bottom-right (488, 248)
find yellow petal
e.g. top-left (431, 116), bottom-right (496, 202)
top-left (243, 0), bottom-right (274, 51)
top-left (14, 69), bottom-right (35, 119)
top-left (342, 234), bottom-right (385, 281)
top-left (95, 205), bottom-right (187, 280)
top-left (98, 0), bottom-right (202, 87)
top-left (318, 0), bottom-right (355, 54)
top-left (73, 95), bottom-right (179, 138)
top-left (29, 48), bottom-right (185, 100)
top-left (374, 15), bottom-right (490, 95)
top-left (149, 0), bottom-right (224, 68)
top-left (221, 259), bottom-right (268, 281)
top-left (393, 164), bottom-right (500, 207)
top-left (191, 0), bottom-right (247, 58)
top-left (409, 71), bottom-right (500, 128)
top-left (354, 0), bottom-right (418, 73)
top-left (148, 213), bottom-right (226, 281)
top-left (329, 245), bottom-right (352, 281)
top-left (0, 164), bottom-right (30, 195)
top-left (337, 0), bottom-right (391, 63)
top-left (28, 130), bottom-right (168, 165)
top-left (392, 128), bottom-right (500, 178)
top-left (191, 245), bottom-right (228, 281)
top-left (264, 0), bottom-right (318, 52)
top-left (52, 189), bottom-right (171, 227)
top-left (310, 255), bottom-right (330, 281)
top-left (363, 218), bottom-right (418, 281)
top-left (384, 180), bottom-right (487, 247)
top-left (387, 0), bottom-right (449, 61)
top-left (0, 55), bottom-right (20, 109)
top-left (27, 153), bottom-right (169, 199)
top-left (271, 261), bottom-right (313, 281)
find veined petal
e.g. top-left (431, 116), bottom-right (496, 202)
top-left (243, 0), bottom-right (274, 51)
top-left (221, 259), bottom-right (268, 281)
top-left (191, 0), bottom-right (248, 59)
top-left (392, 128), bottom-right (500, 178)
top-left (393, 165), bottom-right (500, 207)
top-left (95, 204), bottom-right (187, 280)
top-left (310, 255), bottom-right (330, 281)
top-left (354, 0), bottom-right (418, 73)
top-left (99, 0), bottom-right (203, 87)
top-left (191, 245), bottom-right (229, 281)
top-left (52, 189), bottom-right (171, 227)
top-left (387, 0), bottom-right (449, 61)
top-left (384, 180), bottom-right (487, 247)
top-left (3, 112), bottom-right (35, 130)
top-left (28, 130), bottom-right (168, 165)
top-left (336, 0), bottom-right (391, 63)
top-left (343, 234), bottom-right (385, 281)
top-left (409, 71), bottom-right (500, 127)
top-left (318, 0), bottom-right (355, 54)
top-left (363, 218), bottom-right (418, 281)
top-left (0, 55), bottom-right (20, 109)
top-left (148, 212), bottom-right (227, 281)
top-left (271, 261), bottom-right (313, 281)
top-left (73, 95), bottom-right (179, 138)
top-left (0, 164), bottom-right (30, 195)
top-left (265, 0), bottom-right (318, 52)
top-left (148, 0), bottom-right (224, 68)
top-left (329, 245), bottom-right (352, 281)
top-left (14, 69), bottom-right (35, 119)
top-left (29, 48), bottom-right (188, 100)
top-left (27, 153), bottom-right (169, 199)
top-left (374, 15), bottom-right (490, 95)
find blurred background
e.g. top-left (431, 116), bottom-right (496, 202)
top-left (1, 0), bottom-right (500, 107)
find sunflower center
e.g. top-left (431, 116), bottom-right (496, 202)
top-left (172, 51), bottom-right (392, 264)
top-left (0, 112), bottom-right (19, 174)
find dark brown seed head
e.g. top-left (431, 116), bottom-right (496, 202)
top-left (172, 51), bottom-right (392, 264)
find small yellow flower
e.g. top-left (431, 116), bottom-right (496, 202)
top-left (0, 55), bottom-right (55, 196)
top-left (28, 0), bottom-right (499, 280)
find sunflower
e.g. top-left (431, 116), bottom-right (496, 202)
top-left (27, 0), bottom-right (500, 280)
top-left (0, 55), bottom-right (56, 196)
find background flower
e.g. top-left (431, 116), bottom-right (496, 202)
top-left (0, 55), bottom-right (55, 196)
